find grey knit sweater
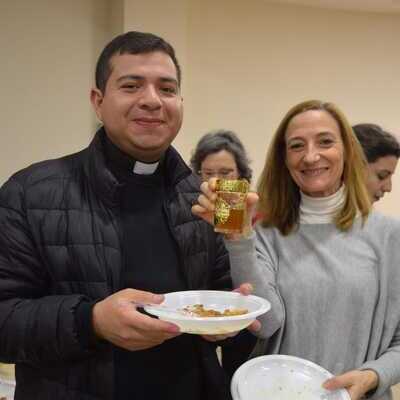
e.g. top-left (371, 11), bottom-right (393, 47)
top-left (226, 212), bottom-right (400, 400)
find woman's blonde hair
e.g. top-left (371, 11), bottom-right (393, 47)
top-left (257, 100), bottom-right (371, 235)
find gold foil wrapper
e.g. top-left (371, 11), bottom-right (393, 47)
top-left (214, 179), bottom-right (249, 234)
top-left (214, 198), bottom-right (231, 226)
top-left (215, 179), bottom-right (249, 193)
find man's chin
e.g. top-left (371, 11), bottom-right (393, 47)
top-left (129, 143), bottom-right (170, 162)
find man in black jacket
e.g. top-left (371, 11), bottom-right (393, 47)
top-left (0, 31), bottom-right (254, 400)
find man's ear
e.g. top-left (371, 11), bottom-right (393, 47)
top-left (90, 88), bottom-right (104, 121)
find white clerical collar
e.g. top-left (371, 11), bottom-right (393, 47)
top-left (299, 185), bottom-right (345, 224)
top-left (132, 160), bottom-right (159, 175)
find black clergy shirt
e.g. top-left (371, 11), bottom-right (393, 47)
top-left (104, 136), bottom-right (205, 400)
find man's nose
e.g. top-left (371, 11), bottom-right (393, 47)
top-left (138, 86), bottom-right (162, 109)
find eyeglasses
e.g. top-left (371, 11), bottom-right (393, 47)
top-left (199, 168), bottom-right (237, 181)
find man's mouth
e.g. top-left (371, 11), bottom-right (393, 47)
top-left (134, 118), bottom-right (164, 126)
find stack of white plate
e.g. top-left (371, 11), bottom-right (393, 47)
top-left (0, 377), bottom-right (15, 400)
top-left (231, 355), bottom-right (351, 400)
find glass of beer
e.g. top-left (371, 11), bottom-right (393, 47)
top-left (214, 179), bottom-right (249, 234)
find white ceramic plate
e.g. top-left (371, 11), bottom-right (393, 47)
top-left (144, 290), bottom-right (270, 335)
top-left (234, 355), bottom-right (350, 400)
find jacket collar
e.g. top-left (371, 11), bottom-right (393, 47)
top-left (85, 127), bottom-right (192, 207)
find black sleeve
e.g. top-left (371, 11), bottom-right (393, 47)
top-left (0, 177), bottom-right (95, 364)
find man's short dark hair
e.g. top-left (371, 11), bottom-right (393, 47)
top-left (95, 31), bottom-right (181, 93)
top-left (353, 123), bottom-right (400, 163)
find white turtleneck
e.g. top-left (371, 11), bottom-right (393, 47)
top-left (299, 185), bottom-right (345, 224)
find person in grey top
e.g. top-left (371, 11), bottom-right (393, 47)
top-left (192, 100), bottom-right (400, 400)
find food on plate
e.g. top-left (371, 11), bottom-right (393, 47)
top-left (182, 303), bottom-right (248, 317)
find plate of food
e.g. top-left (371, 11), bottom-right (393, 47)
top-left (232, 355), bottom-right (350, 400)
top-left (144, 290), bottom-right (270, 335)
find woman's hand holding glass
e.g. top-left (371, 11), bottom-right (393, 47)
top-left (191, 178), bottom-right (259, 240)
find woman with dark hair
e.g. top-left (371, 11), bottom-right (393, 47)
top-left (193, 100), bottom-right (400, 400)
top-left (190, 130), bottom-right (252, 182)
top-left (353, 123), bottom-right (399, 202)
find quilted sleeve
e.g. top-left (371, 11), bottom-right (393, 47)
top-left (0, 177), bottom-right (94, 364)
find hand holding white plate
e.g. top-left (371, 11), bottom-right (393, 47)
top-left (144, 290), bottom-right (270, 335)
top-left (231, 355), bottom-right (351, 400)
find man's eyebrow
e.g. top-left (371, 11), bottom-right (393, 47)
top-left (116, 75), bottom-right (178, 85)
top-left (116, 74), bottom-right (142, 82)
top-left (160, 77), bottom-right (179, 85)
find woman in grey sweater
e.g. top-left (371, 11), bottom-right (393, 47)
top-left (192, 100), bottom-right (400, 400)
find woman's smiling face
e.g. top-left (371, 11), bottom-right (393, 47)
top-left (285, 110), bottom-right (345, 197)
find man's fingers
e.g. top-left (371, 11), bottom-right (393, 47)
top-left (121, 304), bottom-right (181, 335)
top-left (119, 288), bottom-right (164, 306)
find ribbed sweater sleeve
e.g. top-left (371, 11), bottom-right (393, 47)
top-left (360, 341), bottom-right (400, 400)
top-left (224, 231), bottom-right (284, 339)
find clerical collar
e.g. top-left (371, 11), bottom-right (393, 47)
top-left (299, 185), bottom-right (345, 224)
top-left (103, 133), bottom-right (160, 176)
top-left (132, 161), bottom-right (159, 175)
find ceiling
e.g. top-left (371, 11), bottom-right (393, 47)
top-left (268, 0), bottom-right (400, 13)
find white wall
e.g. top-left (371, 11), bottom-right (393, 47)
top-left (179, 0), bottom-right (400, 214)
top-left (123, 0), bottom-right (400, 215)
top-left (0, 0), bottom-right (114, 183)
top-left (1, 0), bottom-right (399, 217)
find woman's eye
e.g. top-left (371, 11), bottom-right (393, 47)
top-left (320, 138), bottom-right (334, 146)
top-left (378, 173), bottom-right (389, 180)
top-left (288, 143), bottom-right (303, 150)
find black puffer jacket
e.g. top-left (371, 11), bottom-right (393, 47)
top-left (0, 130), bottom-right (231, 400)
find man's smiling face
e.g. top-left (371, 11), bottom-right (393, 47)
top-left (91, 51), bottom-right (183, 162)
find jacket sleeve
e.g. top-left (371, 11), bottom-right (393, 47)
top-left (0, 177), bottom-right (94, 364)
top-left (224, 229), bottom-right (284, 339)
